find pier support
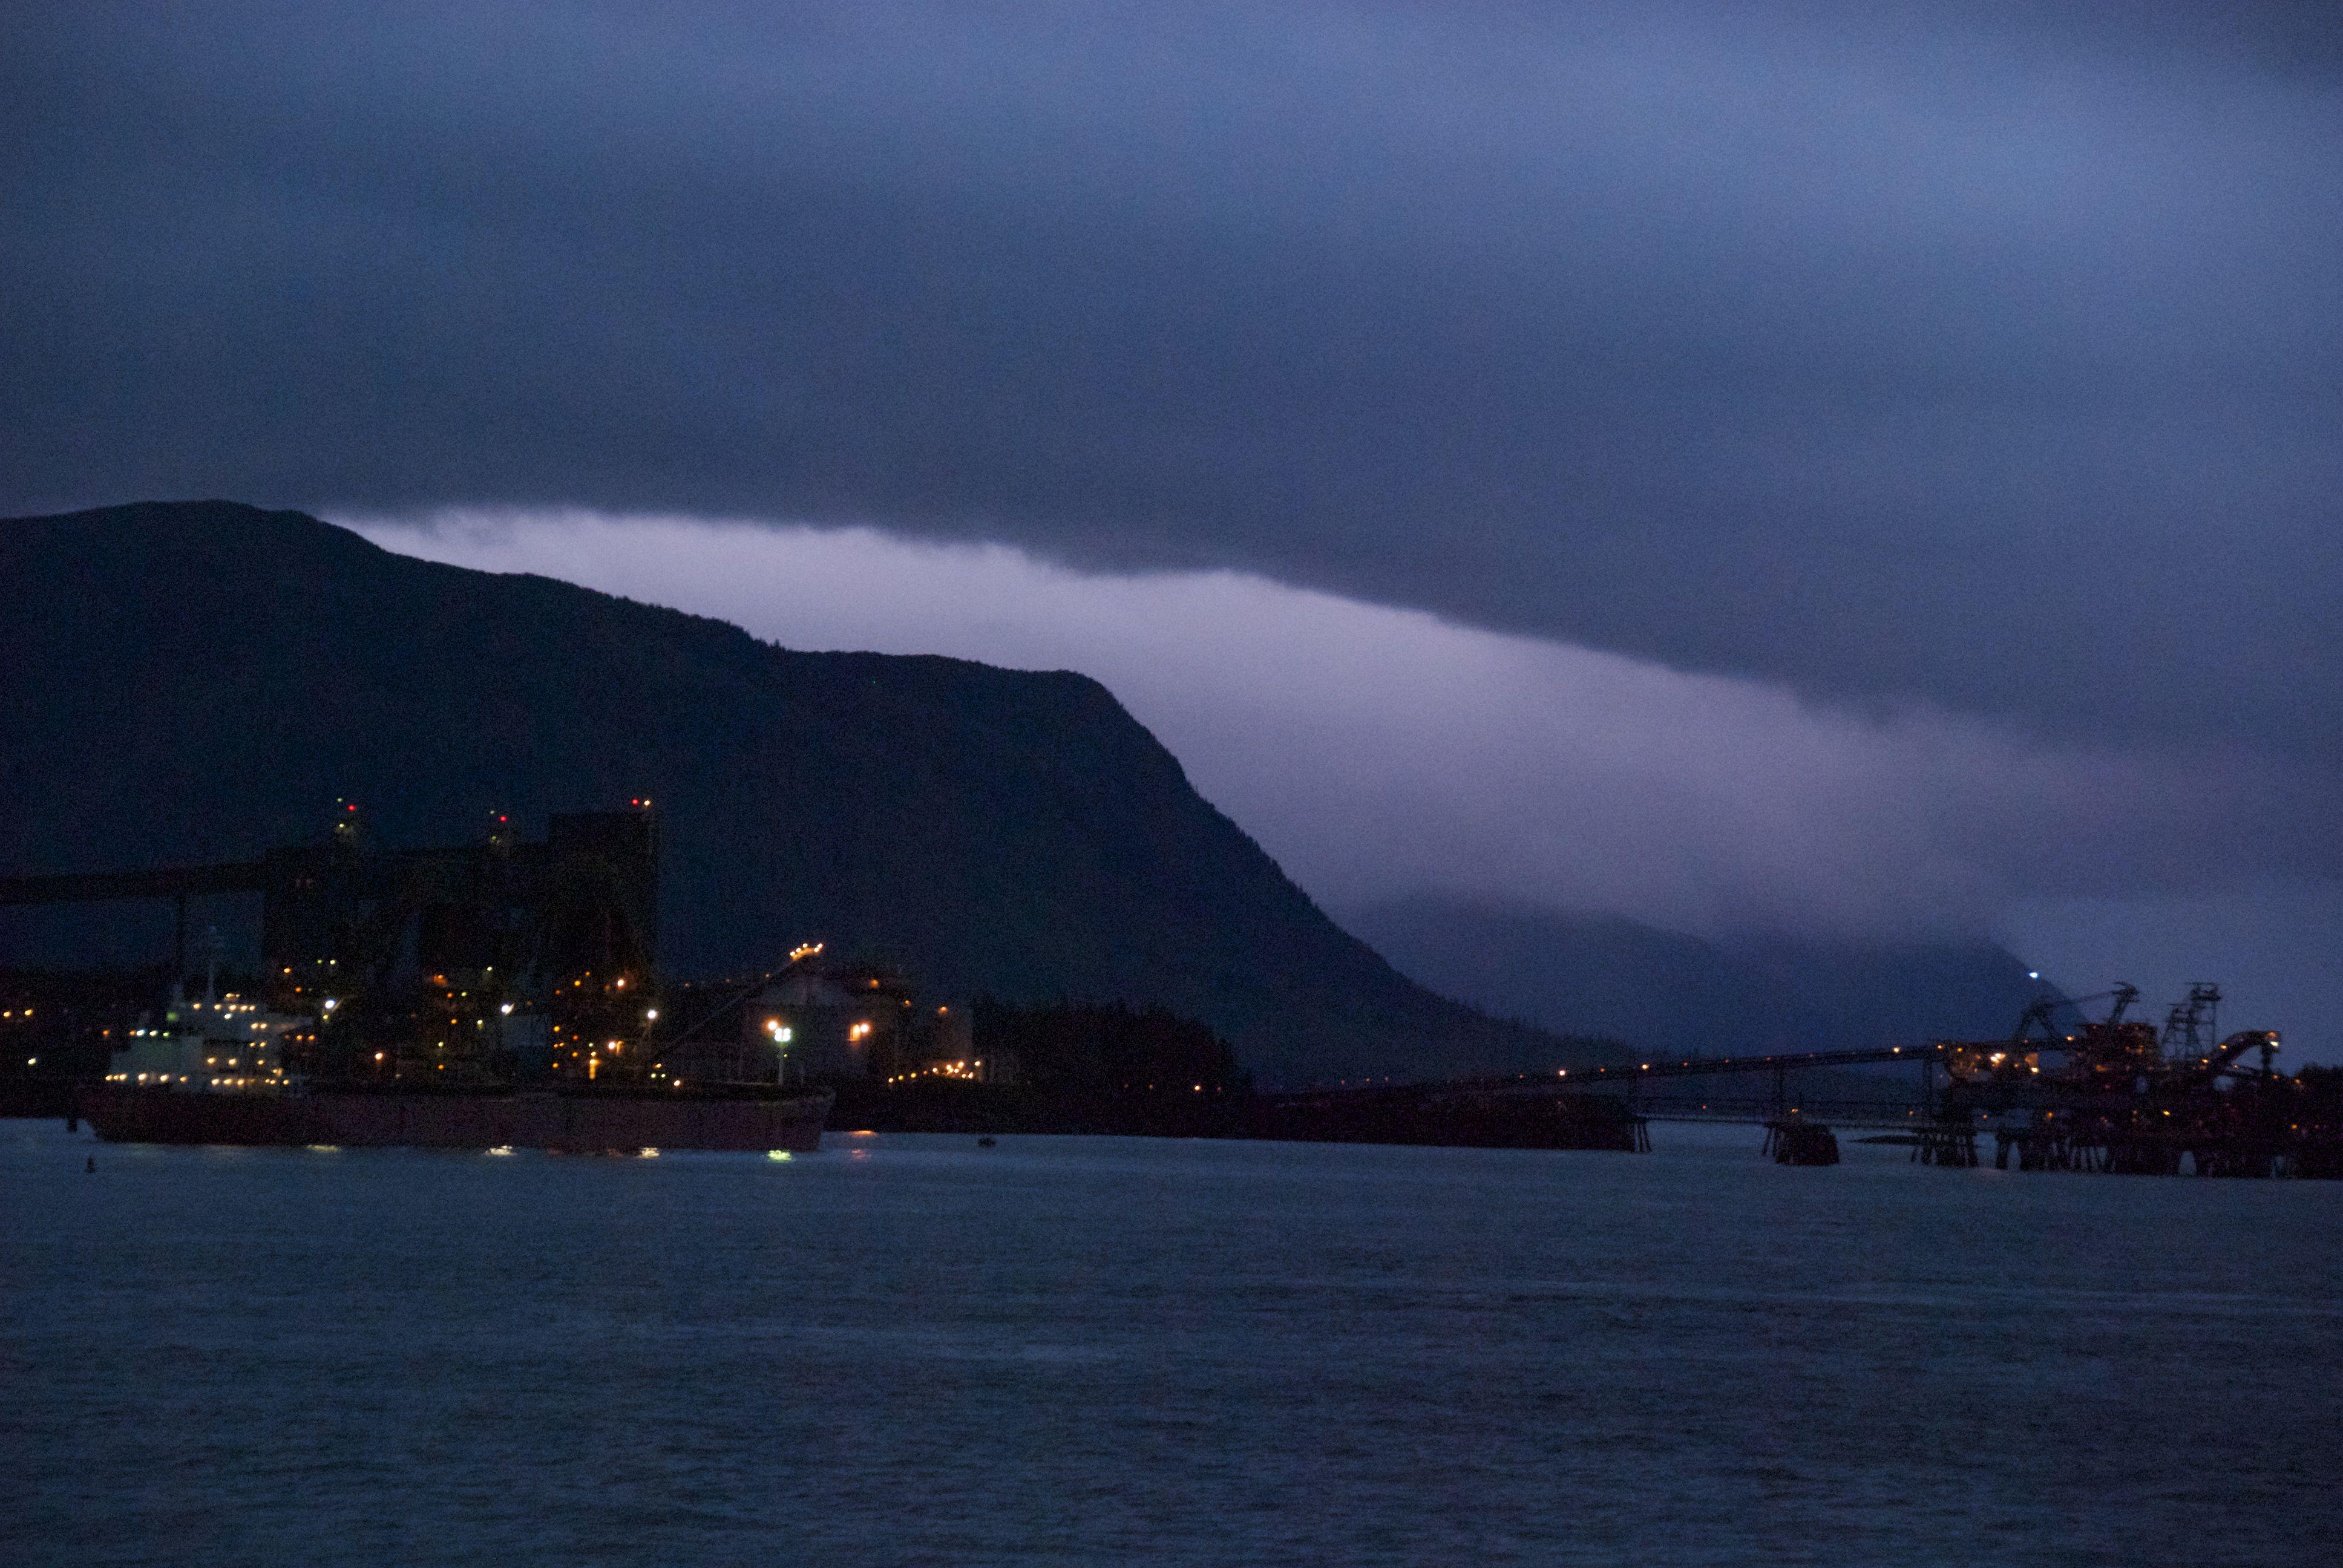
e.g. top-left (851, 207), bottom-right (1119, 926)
top-left (1912, 1120), bottom-right (1976, 1167)
top-left (1763, 1119), bottom-right (1839, 1166)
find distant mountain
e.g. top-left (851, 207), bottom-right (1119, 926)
top-left (0, 500), bottom-right (1596, 1085)
top-left (1343, 895), bottom-right (2053, 1057)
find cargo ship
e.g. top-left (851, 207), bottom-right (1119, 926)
top-left (78, 1081), bottom-right (831, 1154)
top-left (35, 803), bottom-right (841, 1154)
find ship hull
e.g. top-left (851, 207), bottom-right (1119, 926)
top-left (78, 1086), bottom-right (831, 1154)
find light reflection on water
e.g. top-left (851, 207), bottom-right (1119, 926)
top-left (5, 1119), bottom-right (2338, 1566)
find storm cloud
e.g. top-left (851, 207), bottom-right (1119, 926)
top-left (351, 511), bottom-right (2292, 928)
top-left (8, 5), bottom-right (2341, 1040)
top-left (7, 3), bottom-right (2341, 762)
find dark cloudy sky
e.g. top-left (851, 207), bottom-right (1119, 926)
top-left (8, 4), bottom-right (2341, 1051)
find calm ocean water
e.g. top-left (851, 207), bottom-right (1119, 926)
top-left (4, 1118), bottom-right (2338, 1567)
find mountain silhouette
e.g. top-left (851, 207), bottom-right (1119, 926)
top-left (1, 500), bottom-right (1594, 1085)
top-left (1344, 894), bottom-right (2052, 1057)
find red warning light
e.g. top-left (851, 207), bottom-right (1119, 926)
top-left (345, 804), bottom-right (358, 813)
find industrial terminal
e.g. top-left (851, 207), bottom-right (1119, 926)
top-left (3, 802), bottom-right (2339, 1173)
top-left (1, 802), bottom-right (827, 1152)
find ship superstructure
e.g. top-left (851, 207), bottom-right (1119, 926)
top-left (103, 986), bottom-right (316, 1092)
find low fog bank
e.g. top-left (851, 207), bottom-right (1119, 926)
top-left (353, 511), bottom-right (2341, 1061)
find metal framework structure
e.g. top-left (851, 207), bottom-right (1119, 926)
top-left (1, 803), bottom-right (660, 1082)
top-left (1452, 984), bottom-right (2327, 1177)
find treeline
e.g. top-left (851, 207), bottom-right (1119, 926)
top-left (832, 998), bottom-right (1647, 1151)
top-left (971, 1000), bottom-right (1251, 1096)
